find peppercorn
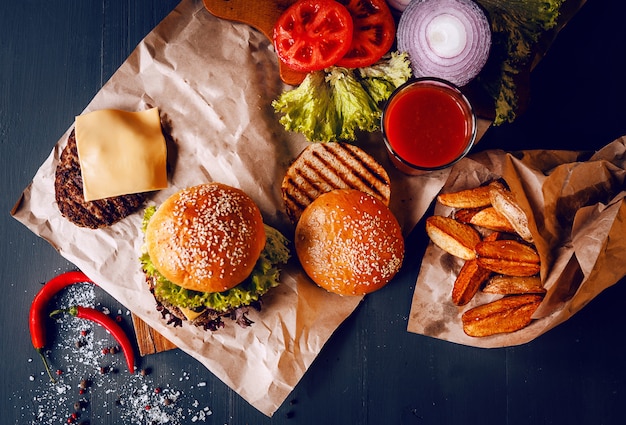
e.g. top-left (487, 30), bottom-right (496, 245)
top-left (50, 306), bottom-right (135, 375)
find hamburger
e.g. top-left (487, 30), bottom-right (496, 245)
top-left (140, 183), bottom-right (290, 330)
top-left (295, 189), bottom-right (404, 296)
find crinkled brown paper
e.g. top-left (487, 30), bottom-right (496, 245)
top-left (408, 141), bottom-right (626, 348)
top-left (11, 0), bottom-right (608, 415)
top-left (10, 0), bottom-right (451, 416)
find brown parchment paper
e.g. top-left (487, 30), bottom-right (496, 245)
top-left (11, 0), bottom-right (594, 413)
top-left (10, 0), bottom-right (449, 416)
top-left (408, 139), bottom-right (626, 348)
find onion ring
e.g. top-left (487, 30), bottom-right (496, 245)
top-left (397, 0), bottom-right (492, 86)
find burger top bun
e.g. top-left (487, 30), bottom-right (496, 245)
top-left (145, 183), bottom-right (266, 293)
top-left (295, 189), bottom-right (405, 296)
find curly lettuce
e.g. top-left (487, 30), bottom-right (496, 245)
top-left (326, 67), bottom-right (380, 141)
top-left (140, 208), bottom-right (290, 314)
top-left (357, 51), bottom-right (414, 103)
top-left (272, 51), bottom-right (412, 143)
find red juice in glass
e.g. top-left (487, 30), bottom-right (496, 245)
top-left (382, 78), bottom-right (476, 175)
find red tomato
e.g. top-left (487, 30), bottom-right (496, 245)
top-left (335, 0), bottom-right (396, 68)
top-left (273, 0), bottom-right (354, 72)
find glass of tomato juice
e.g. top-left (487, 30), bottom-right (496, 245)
top-left (381, 77), bottom-right (476, 175)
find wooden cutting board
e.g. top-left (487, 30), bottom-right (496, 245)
top-left (202, 0), bottom-right (306, 85)
top-left (132, 313), bottom-right (177, 356)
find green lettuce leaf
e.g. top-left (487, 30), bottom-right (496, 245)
top-left (475, 0), bottom-right (566, 125)
top-left (272, 70), bottom-right (340, 143)
top-left (272, 52), bottom-right (412, 143)
top-left (326, 67), bottom-right (380, 141)
top-left (357, 51), bottom-right (413, 103)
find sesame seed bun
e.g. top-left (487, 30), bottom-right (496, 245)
top-left (145, 183), bottom-right (266, 293)
top-left (295, 189), bottom-right (404, 296)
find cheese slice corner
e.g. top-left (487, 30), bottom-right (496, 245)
top-left (75, 107), bottom-right (168, 202)
top-left (178, 306), bottom-right (206, 322)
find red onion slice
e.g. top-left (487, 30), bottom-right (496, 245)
top-left (387, 0), bottom-right (412, 11)
top-left (397, 0), bottom-right (491, 86)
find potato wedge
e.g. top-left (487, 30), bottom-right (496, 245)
top-left (476, 258), bottom-right (541, 277)
top-left (437, 185), bottom-right (493, 209)
top-left (468, 207), bottom-right (517, 233)
top-left (476, 240), bottom-right (540, 276)
top-left (454, 208), bottom-right (483, 224)
top-left (462, 294), bottom-right (543, 337)
top-left (451, 231), bottom-right (501, 305)
top-left (489, 184), bottom-right (533, 242)
top-left (482, 275), bottom-right (546, 295)
top-left (452, 259), bottom-right (492, 306)
top-left (425, 216), bottom-right (481, 260)
top-left (475, 240), bottom-right (540, 264)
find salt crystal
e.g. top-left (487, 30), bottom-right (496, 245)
top-left (17, 278), bottom-right (214, 424)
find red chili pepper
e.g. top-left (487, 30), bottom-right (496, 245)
top-left (51, 306), bottom-right (135, 374)
top-left (29, 271), bottom-right (93, 382)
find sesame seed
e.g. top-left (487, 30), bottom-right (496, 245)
top-left (152, 184), bottom-right (261, 287)
top-left (301, 191), bottom-right (403, 293)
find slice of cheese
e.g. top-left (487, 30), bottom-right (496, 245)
top-left (75, 108), bottom-right (168, 201)
top-left (178, 306), bottom-right (206, 322)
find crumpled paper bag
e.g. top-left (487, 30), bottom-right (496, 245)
top-left (10, 0), bottom-right (444, 416)
top-left (408, 138), bottom-right (626, 348)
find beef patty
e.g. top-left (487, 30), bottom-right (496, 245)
top-left (55, 130), bottom-right (147, 229)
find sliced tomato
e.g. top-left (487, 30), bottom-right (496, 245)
top-left (273, 0), bottom-right (354, 72)
top-left (335, 0), bottom-right (396, 68)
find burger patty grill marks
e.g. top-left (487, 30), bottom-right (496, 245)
top-left (309, 143), bottom-right (389, 197)
top-left (329, 143), bottom-right (390, 193)
top-left (282, 143), bottom-right (391, 222)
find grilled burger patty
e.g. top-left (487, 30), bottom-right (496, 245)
top-left (55, 130), bottom-right (147, 229)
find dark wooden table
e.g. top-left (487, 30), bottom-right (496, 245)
top-left (2, 1), bottom-right (626, 424)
